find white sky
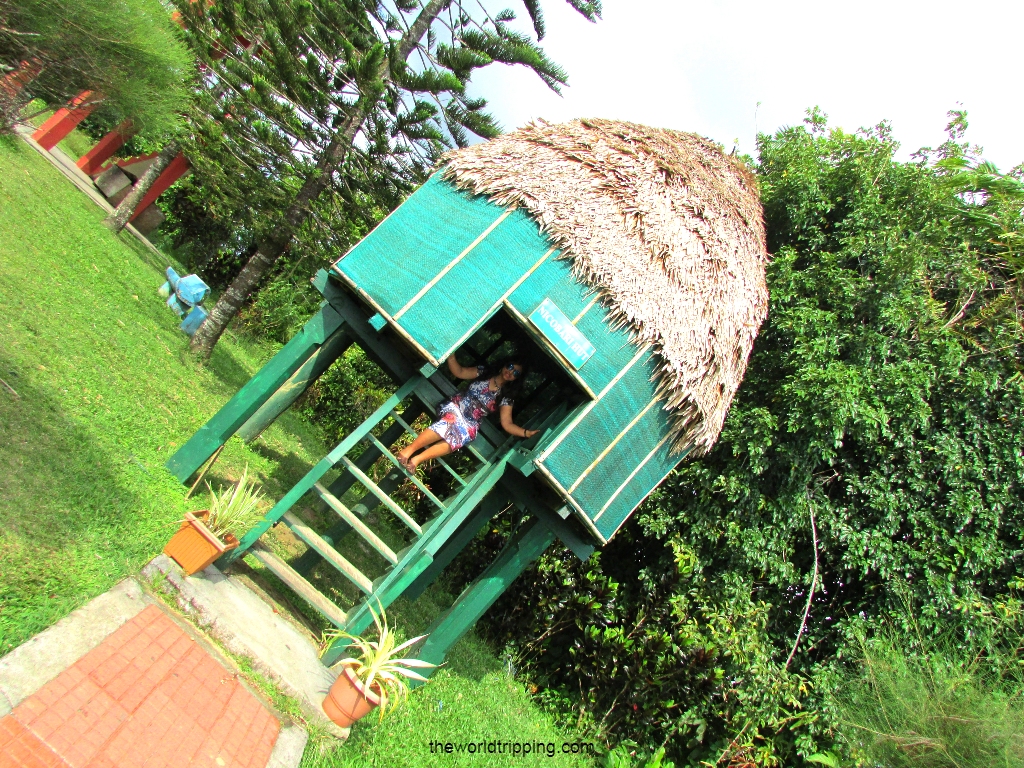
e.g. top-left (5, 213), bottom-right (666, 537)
top-left (467, 0), bottom-right (1023, 171)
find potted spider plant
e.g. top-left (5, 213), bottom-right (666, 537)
top-left (319, 607), bottom-right (436, 727)
top-left (164, 465), bottom-right (265, 575)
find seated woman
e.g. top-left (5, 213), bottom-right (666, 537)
top-left (396, 354), bottom-right (540, 471)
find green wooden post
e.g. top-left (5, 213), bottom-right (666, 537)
top-left (236, 328), bottom-right (352, 443)
top-left (400, 490), bottom-right (504, 602)
top-left (166, 303), bottom-right (345, 482)
top-left (411, 515), bottom-right (556, 683)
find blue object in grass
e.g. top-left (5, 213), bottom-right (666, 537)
top-left (180, 304), bottom-right (208, 336)
top-left (175, 274), bottom-right (210, 308)
top-left (161, 266), bottom-right (211, 334)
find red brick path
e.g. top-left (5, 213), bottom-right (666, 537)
top-left (0, 605), bottom-right (280, 768)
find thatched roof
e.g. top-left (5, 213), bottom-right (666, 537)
top-left (442, 118), bottom-right (768, 456)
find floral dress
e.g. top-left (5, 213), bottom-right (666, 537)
top-left (429, 367), bottom-right (512, 451)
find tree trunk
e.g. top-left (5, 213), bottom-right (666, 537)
top-left (103, 141), bottom-right (178, 233)
top-left (187, 0), bottom-right (451, 360)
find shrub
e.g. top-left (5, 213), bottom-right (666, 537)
top-left (0, 0), bottom-right (192, 137)
top-left (479, 112), bottom-right (1024, 764)
top-left (235, 277), bottom-right (320, 345)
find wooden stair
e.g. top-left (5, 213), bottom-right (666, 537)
top-left (247, 542), bottom-right (348, 628)
top-left (224, 373), bottom-right (511, 646)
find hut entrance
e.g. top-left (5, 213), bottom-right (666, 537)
top-left (452, 306), bottom-right (591, 431)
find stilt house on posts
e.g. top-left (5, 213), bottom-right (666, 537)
top-left (166, 119), bottom-right (769, 671)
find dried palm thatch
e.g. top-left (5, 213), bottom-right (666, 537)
top-left (442, 118), bottom-right (769, 455)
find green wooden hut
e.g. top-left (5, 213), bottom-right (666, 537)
top-left (166, 118), bottom-right (768, 671)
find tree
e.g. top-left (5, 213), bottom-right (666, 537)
top-left (477, 113), bottom-right (1024, 764)
top-left (175, 0), bottom-right (601, 358)
top-left (104, 141), bottom-right (179, 233)
top-left (0, 0), bottom-right (191, 135)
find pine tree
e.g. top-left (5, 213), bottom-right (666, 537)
top-left (175, 0), bottom-right (601, 358)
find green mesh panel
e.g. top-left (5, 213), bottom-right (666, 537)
top-left (539, 352), bottom-right (687, 541)
top-left (588, 440), bottom-right (686, 542)
top-left (572, 399), bottom-right (676, 540)
top-left (335, 174), bottom-right (505, 316)
top-left (574, 303), bottom-right (645, 396)
top-left (398, 207), bottom-right (552, 359)
top-left (541, 352), bottom-right (658, 488)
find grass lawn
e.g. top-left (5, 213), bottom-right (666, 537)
top-left (0, 135), bottom-right (598, 767)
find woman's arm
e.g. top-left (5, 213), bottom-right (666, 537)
top-left (447, 354), bottom-right (479, 380)
top-left (500, 405), bottom-right (539, 438)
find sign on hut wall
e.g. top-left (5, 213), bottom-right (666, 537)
top-left (529, 298), bottom-right (596, 370)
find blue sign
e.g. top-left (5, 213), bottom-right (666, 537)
top-left (528, 298), bottom-right (595, 370)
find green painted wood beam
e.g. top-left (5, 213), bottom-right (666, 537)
top-left (218, 376), bottom-right (424, 567)
top-left (236, 328), bottom-right (352, 443)
top-left (166, 303), bottom-right (345, 482)
top-left (499, 475), bottom-right (596, 562)
top-left (401, 490), bottom-right (504, 602)
top-left (315, 270), bottom-right (419, 385)
top-left (411, 516), bottom-right (556, 682)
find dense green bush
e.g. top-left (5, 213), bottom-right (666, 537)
top-left (234, 276), bottom-right (321, 345)
top-left (478, 113), bottom-right (1024, 765)
top-left (299, 345), bottom-right (395, 447)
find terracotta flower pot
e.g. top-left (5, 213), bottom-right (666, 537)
top-left (322, 667), bottom-right (382, 727)
top-left (163, 510), bottom-right (239, 576)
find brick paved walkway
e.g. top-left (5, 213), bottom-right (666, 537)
top-left (0, 605), bottom-right (280, 768)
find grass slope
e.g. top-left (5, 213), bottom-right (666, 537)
top-left (0, 136), bottom-right (596, 767)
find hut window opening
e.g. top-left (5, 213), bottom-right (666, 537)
top-left (448, 307), bottom-right (590, 428)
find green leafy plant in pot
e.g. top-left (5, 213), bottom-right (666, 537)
top-left (319, 607), bottom-right (436, 727)
top-left (164, 465), bottom-right (265, 575)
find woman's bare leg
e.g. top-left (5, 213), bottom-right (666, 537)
top-left (410, 439), bottom-right (452, 468)
top-left (396, 429), bottom-right (444, 463)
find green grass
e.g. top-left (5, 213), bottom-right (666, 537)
top-left (831, 627), bottom-right (1024, 768)
top-left (0, 135), bottom-right (327, 653)
top-left (0, 135), bottom-right (598, 767)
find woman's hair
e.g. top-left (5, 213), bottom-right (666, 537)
top-left (477, 357), bottom-right (528, 403)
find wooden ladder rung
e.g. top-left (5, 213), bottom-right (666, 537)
top-left (388, 408), bottom-right (417, 437)
top-left (338, 456), bottom-right (423, 536)
top-left (313, 483), bottom-right (398, 565)
top-left (363, 433), bottom-right (448, 510)
top-left (281, 512), bottom-right (374, 594)
top-left (246, 542), bottom-right (348, 627)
